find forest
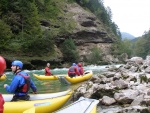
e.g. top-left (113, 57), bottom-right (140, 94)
top-left (0, 0), bottom-right (149, 64)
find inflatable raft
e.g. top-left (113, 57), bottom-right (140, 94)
top-left (23, 97), bottom-right (99, 113)
top-left (33, 70), bottom-right (93, 85)
top-left (55, 97), bottom-right (99, 113)
top-left (33, 74), bottom-right (58, 80)
top-left (58, 70), bottom-right (93, 85)
top-left (3, 89), bottom-right (73, 113)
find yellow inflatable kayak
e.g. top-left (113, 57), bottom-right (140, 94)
top-left (54, 97), bottom-right (99, 113)
top-left (23, 97), bottom-right (99, 113)
top-left (0, 74), bottom-right (7, 81)
top-left (3, 90), bottom-right (73, 113)
top-left (58, 70), bottom-right (93, 84)
top-left (33, 74), bottom-right (58, 80)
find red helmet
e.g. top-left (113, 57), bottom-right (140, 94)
top-left (78, 63), bottom-right (82, 67)
top-left (0, 56), bottom-right (6, 76)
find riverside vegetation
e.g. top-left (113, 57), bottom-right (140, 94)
top-left (1, 0), bottom-right (150, 69)
top-left (0, 0), bottom-right (130, 68)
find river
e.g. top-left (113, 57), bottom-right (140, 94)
top-left (1, 65), bottom-right (116, 94)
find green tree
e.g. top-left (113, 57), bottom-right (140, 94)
top-left (42, 0), bottom-right (60, 19)
top-left (112, 39), bottom-right (133, 58)
top-left (61, 38), bottom-right (79, 62)
top-left (86, 46), bottom-right (102, 64)
top-left (121, 39), bottom-right (133, 57)
top-left (133, 38), bottom-right (146, 58)
top-left (0, 20), bottom-right (12, 50)
top-left (77, 0), bottom-right (121, 39)
top-left (0, 0), bottom-right (10, 14)
top-left (19, 0), bottom-right (42, 54)
top-left (133, 32), bottom-right (150, 58)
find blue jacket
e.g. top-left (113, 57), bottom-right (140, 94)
top-left (5, 71), bottom-right (37, 96)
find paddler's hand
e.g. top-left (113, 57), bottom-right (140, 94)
top-left (32, 92), bottom-right (37, 94)
top-left (4, 84), bottom-right (8, 88)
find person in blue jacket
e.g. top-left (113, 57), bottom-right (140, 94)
top-left (4, 60), bottom-right (37, 101)
top-left (68, 63), bottom-right (80, 78)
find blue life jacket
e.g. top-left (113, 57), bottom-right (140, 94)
top-left (69, 66), bottom-right (75, 72)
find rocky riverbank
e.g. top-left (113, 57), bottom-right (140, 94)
top-left (73, 56), bottom-right (150, 113)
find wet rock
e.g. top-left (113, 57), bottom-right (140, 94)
top-left (74, 55), bottom-right (150, 112)
top-left (101, 96), bottom-right (116, 105)
top-left (112, 79), bottom-right (128, 89)
top-left (114, 89), bottom-right (140, 104)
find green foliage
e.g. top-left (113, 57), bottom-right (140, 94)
top-left (0, 0), bottom-right (10, 14)
top-left (76, 0), bottom-right (121, 39)
top-left (41, 30), bottom-right (55, 54)
top-left (133, 32), bottom-right (150, 58)
top-left (86, 46), bottom-right (102, 64)
top-left (0, 19), bottom-right (12, 50)
top-left (111, 22), bottom-right (121, 38)
top-left (38, 0), bottom-right (60, 19)
top-left (112, 39), bottom-right (133, 58)
top-left (20, 0), bottom-right (41, 36)
top-left (7, 39), bottom-right (22, 54)
top-left (67, 0), bottom-right (76, 3)
top-left (0, 0), bottom-right (123, 61)
top-left (133, 38), bottom-right (144, 57)
top-left (37, 0), bottom-right (76, 37)
top-left (121, 39), bottom-right (133, 57)
top-left (18, 0), bottom-right (43, 54)
top-left (61, 38), bottom-right (79, 62)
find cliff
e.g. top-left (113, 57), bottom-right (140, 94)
top-left (3, 2), bottom-right (124, 70)
top-left (54, 3), bottom-right (116, 58)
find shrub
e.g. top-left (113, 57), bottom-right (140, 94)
top-left (61, 38), bottom-right (79, 62)
top-left (86, 46), bottom-right (102, 64)
top-left (0, 19), bottom-right (12, 50)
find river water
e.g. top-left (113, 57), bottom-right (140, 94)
top-left (1, 65), bottom-right (115, 94)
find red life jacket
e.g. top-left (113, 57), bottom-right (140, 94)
top-left (16, 74), bottom-right (31, 93)
top-left (0, 93), bottom-right (4, 113)
top-left (45, 67), bottom-right (51, 76)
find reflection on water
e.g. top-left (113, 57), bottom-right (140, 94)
top-left (0, 64), bottom-right (121, 94)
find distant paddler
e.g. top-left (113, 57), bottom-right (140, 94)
top-left (45, 63), bottom-right (53, 76)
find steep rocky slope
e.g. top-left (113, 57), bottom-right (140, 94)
top-left (54, 3), bottom-right (117, 62)
top-left (4, 3), bottom-right (123, 69)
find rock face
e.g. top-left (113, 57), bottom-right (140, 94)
top-left (73, 55), bottom-right (150, 112)
top-left (55, 3), bottom-right (117, 63)
top-left (3, 3), bottom-right (125, 70)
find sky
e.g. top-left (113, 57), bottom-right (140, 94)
top-left (103, 0), bottom-right (150, 37)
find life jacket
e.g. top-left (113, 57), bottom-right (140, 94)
top-left (78, 67), bottom-right (81, 73)
top-left (16, 74), bottom-right (31, 93)
top-left (45, 67), bottom-right (51, 76)
top-left (69, 66), bottom-right (75, 73)
top-left (0, 94), bottom-right (4, 113)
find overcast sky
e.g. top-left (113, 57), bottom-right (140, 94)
top-left (103, 0), bottom-right (150, 37)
